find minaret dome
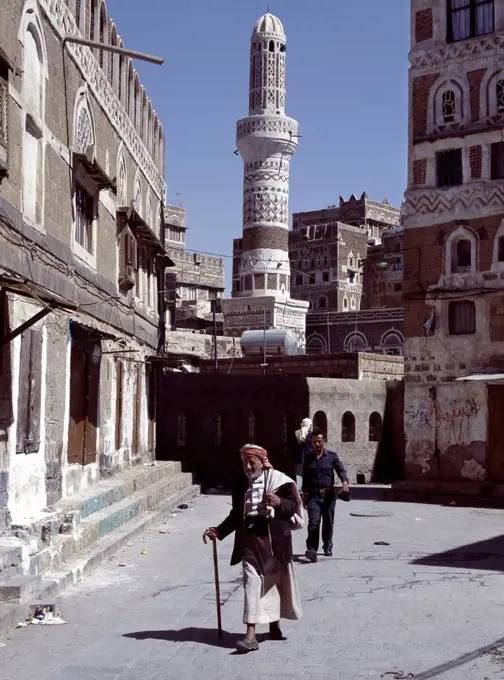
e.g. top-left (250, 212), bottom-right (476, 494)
top-left (249, 12), bottom-right (287, 116)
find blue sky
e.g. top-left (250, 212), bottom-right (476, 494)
top-left (107, 0), bottom-right (410, 291)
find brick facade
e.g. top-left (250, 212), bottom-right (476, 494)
top-left (415, 9), bottom-right (433, 43)
top-left (413, 159), bottom-right (427, 185)
top-left (412, 73), bottom-right (440, 140)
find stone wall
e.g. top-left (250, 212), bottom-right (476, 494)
top-left (156, 373), bottom-right (405, 489)
top-left (200, 350), bottom-right (404, 379)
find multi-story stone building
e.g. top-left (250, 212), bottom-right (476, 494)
top-left (164, 204), bottom-right (224, 330)
top-left (287, 194), bottom-right (404, 355)
top-left (0, 0), bottom-right (171, 530)
top-left (398, 0), bottom-right (504, 498)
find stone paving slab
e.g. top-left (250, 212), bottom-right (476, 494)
top-left (2, 496), bottom-right (504, 679)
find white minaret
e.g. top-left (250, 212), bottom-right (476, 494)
top-left (221, 11), bottom-right (308, 351)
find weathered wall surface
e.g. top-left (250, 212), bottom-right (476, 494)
top-left (404, 380), bottom-right (487, 483)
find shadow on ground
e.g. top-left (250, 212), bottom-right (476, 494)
top-left (124, 628), bottom-right (259, 650)
top-left (410, 635), bottom-right (504, 679)
top-left (411, 534), bottom-right (504, 571)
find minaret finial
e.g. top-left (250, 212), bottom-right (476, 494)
top-left (266, 4), bottom-right (270, 12)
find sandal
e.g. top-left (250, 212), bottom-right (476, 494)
top-left (236, 637), bottom-right (259, 654)
top-left (269, 626), bottom-right (284, 641)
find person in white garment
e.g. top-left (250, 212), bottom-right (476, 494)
top-left (205, 444), bottom-right (303, 654)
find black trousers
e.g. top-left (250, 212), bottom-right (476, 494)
top-left (306, 491), bottom-right (336, 553)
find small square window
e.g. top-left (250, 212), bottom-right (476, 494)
top-left (491, 142), bottom-right (504, 180)
top-left (449, 300), bottom-right (476, 335)
top-left (498, 236), bottom-right (504, 262)
top-left (322, 271), bottom-right (329, 282)
top-left (437, 149), bottom-right (463, 188)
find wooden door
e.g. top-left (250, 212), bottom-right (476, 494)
top-left (487, 385), bottom-right (504, 483)
top-left (68, 345), bottom-right (87, 464)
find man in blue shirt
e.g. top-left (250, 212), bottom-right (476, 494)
top-left (301, 427), bottom-right (349, 562)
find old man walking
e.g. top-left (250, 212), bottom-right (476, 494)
top-left (205, 444), bottom-right (303, 654)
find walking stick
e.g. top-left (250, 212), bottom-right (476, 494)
top-left (203, 532), bottom-right (223, 639)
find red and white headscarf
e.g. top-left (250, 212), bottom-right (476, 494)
top-left (240, 444), bottom-right (273, 469)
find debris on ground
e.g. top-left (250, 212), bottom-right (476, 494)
top-left (159, 530), bottom-right (170, 534)
top-left (374, 541), bottom-right (390, 546)
top-left (178, 504), bottom-right (189, 510)
top-left (140, 549), bottom-right (148, 555)
top-left (16, 606), bottom-right (67, 628)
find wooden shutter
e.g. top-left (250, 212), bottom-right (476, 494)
top-left (147, 365), bottom-right (155, 451)
top-left (83, 351), bottom-right (100, 466)
top-left (115, 359), bottom-right (123, 450)
top-left (16, 329), bottom-right (42, 454)
top-left (68, 344), bottom-right (87, 464)
top-left (132, 365), bottom-right (141, 454)
top-left (25, 329), bottom-right (42, 453)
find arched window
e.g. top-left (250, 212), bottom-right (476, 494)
top-left (306, 334), bottom-right (326, 355)
top-left (75, 0), bottom-right (82, 29)
top-left (134, 178), bottom-right (142, 216)
top-left (214, 413), bottom-right (222, 447)
top-left (341, 412), bottom-right (355, 443)
top-left (141, 90), bottom-right (146, 142)
top-left (369, 412), bottom-right (382, 443)
top-left (497, 79), bottom-right (504, 112)
top-left (24, 27), bottom-right (43, 118)
top-left (446, 226), bottom-right (478, 275)
top-left (75, 98), bottom-right (94, 153)
top-left (344, 331), bottom-right (368, 352)
top-left (313, 411), bottom-right (328, 439)
top-left (146, 192), bottom-right (153, 227)
top-left (117, 153), bottom-right (126, 206)
top-left (88, 0), bottom-right (96, 41)
top-left (98, 2), bottom-right (107, 70)
top-left (153, 117), bottom-right (159, 163)
top-left (442, 90), bottom-right (456, 122)
top-left (269, 40), bottom-right (275, 52)
top-left (318, 296), bottom-right (327, 309)
top-left (343, 297), bottom-right (348, 309)
top-left (455, 239), bottom-right (471, 270)
top-left (248, 413), bottom-right (255, 444)
top-left (177, 412), bottom-right (187, 447)
top-left (147, 101), bottom-right (153, 152)
top-left (133, 74), bottom-right (140, 131)
top-left (109, 24), bottom-right (117, 87)
top-left (127, 61), bottom-right (134, 118)
top-left (159, 127), bottom-right (165, 173)
top-left (380, 330), bottom-right (404, 356)
top-left (118, 40), bottom-right (124, 102)
top-left (22, 21), bottom-right (46, 226)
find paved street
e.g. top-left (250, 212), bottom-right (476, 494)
top-left (2, 494), bottom-right (504, 679)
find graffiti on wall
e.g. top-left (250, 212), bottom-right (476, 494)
top-left (405, 397), bottom-right (482, 446)
top-left (439, 398), bottom-right (481, 446)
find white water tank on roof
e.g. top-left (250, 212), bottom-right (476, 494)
top-left (240, 329), bottom-right (298, 357)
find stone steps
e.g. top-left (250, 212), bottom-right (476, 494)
top-left (0, 462), bottom-right (199, 634)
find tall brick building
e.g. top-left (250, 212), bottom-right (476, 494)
top-left (285, 194), bottom-right (404, 355)
top-left (399, 0), bottom-right (504, 497)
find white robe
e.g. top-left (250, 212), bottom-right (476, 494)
top-left (242, 470), bottom-right (303, 625)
